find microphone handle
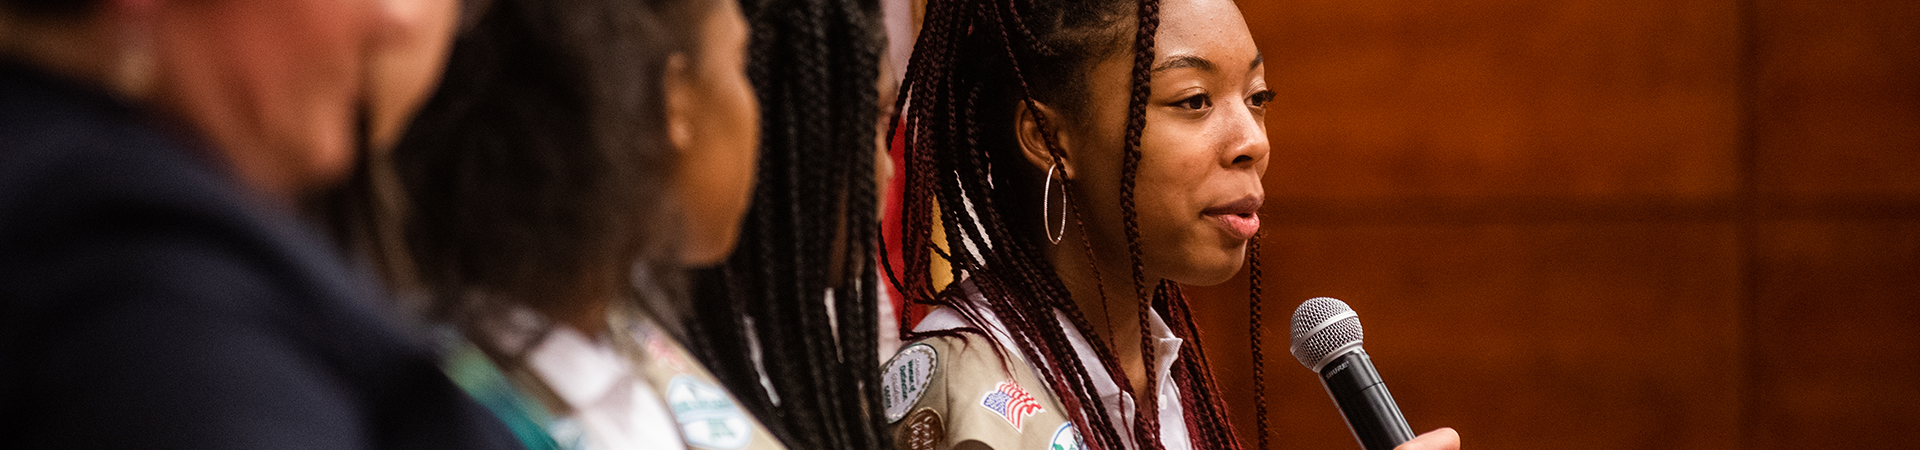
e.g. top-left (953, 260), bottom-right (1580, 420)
top-left (1319, 349), bottom-right (1416, 450)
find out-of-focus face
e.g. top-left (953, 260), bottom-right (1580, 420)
top-left (670, 0), bottom-right (759, 266)
top-left (146, 0), bottom-right (460, 198)
top-left (1055, 0), bottom-right (1270, 286)
top-left (364, 0), bottom-right (464, 153)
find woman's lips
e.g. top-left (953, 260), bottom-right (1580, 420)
top-left (1202, 196), bottom-right (1263, 240)
top-left (1210, 213), bottom-right (1261, 240)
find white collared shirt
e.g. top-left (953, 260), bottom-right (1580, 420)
top-left (522, 325), bottom-right (687, 450)
top-left (914, 282), bottom-right (1193, 450)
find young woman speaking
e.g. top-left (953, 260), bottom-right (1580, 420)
top-left (878, 0), bottom-right (1462, 449)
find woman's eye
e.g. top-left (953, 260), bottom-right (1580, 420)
top-left (1249, 90), bottom-right (1276, 108)
top-left (1178, 94), bottom-right (1211, 110)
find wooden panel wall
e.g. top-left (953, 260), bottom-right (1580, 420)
top-left (1183, 0), bottom-right (1920, 449)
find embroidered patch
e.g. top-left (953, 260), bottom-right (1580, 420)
top-left (978, 380), bottom-right (1044, 431)
top-left (895, 407), bottom-right (944, 450)
top-left (1050, 422), bottom-right (1085, 450)
top-left (632, 322), bottom-right (689, 372)
top-left (666, 375), bottom-right (752, 449)
top-left (882, 343), bottom-right (938, 423)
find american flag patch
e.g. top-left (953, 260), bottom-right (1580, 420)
top-left (979, 380), bottom-right (1044, 431)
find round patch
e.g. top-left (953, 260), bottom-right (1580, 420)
top-left (896, 408), bottom-right (945, 450)
top-left (1050, 422), bottom-right (1085, 450)
top-left (666, 375), bottom-right (752, 449)
top-left (882, 343), bottom-right (938, 422)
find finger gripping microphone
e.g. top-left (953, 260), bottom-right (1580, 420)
top-left (1289, 297), bottom-right (1416, 450)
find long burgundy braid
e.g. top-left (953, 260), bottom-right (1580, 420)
top-left (1248, 235), bottom-right (1269, 450)
top-left (1160, 281), bottom-right (1242, 449)
top-left (1116, 0), bottom-right (1163, 446)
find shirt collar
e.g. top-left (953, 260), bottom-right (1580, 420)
top-left (1056, 304), bottom-right (1184, 405)
top-left (917, 280), bottom-right (1190, 446)
top-left (480, 306), bottom-right (632, 411)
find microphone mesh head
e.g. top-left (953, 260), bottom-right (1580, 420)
top-left (1289, 297), bottom-right (1365, 371)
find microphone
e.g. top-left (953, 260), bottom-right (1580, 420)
top-left (1289, 297), bottom-right (1416, 450)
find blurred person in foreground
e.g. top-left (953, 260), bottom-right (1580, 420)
top-left (0, 0), bottom-right (521, 448)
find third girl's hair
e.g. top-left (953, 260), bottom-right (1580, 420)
top-left (683, 0), bottom-right (892, 448)
top-left (887, 0), bottom-right (1266, 448)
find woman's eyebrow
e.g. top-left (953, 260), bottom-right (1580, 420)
top-left (1250, 52), bottom-right (1264, 71)
top-left (1153, 54), bottom-right (1216, 74)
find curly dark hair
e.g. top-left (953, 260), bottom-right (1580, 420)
top-left (323, 0), bottom-right (726, 358)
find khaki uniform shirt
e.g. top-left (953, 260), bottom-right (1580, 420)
top-left (626, 318), bottom-right (786, 450)
top-left (882, 281), bottom-right (1191, 450)
top-left (883, 333), bottom-right (1086, 450)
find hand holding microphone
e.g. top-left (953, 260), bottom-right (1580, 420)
top-left (1289, 297), bottom-right (1460, 450)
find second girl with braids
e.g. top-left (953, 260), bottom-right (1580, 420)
top-left (682, 0), bottom-right (900, 448)
top-left (879, 0), bottom-right (1461, 449)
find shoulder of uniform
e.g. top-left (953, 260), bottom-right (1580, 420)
top-left (882, 333), bottom-right (1013, 422)
top-left (882, 338), bottom-right (947, 424)
top-left (885, 335), bottom-right (1073, 450)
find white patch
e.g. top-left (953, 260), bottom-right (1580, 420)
top-left (1050, 422), bottom-right (1085, 450)
top-left (666, 375), bottom-right (752, 449)
top-left (882, 343), bottom-right (938, 422)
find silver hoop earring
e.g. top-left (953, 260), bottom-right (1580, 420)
top-left (1043, 162), bottom-right (1067, 244)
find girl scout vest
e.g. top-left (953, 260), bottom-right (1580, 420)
top-left (883, 333), bottom-right (1089, 450)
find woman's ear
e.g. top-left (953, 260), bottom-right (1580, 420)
top-left (1015, 99), bottom-right (1074, 179)
top-left (664, 52), bottom-right (695, 153)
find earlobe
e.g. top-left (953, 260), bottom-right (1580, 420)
top-left (664, 53), bottom-right (695, 153)
top-left (1015, 99), bottom-right (1073, 179)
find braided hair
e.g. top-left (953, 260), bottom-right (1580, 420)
top-left (886, 0), bottom-right (1266, 448)
top-left (681, 0), bottom-right (892, 447)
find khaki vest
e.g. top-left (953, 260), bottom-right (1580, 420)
top-left (626, 319), bottom-right (787, 450)
top-left (883, 333), bottom-right (1087, 450)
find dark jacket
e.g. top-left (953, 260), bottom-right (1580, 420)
top-left (0, 61), bottom-right (522, 450)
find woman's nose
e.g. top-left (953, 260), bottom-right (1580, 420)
top-left (1223, 100), bottom-right (1270, 170)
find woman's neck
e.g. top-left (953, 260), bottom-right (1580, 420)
top-left (1047, 227), bottom-right (1155, 401)
top-left (539, 291), bottom-right (611, 338)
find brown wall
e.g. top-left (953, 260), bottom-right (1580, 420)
top-left (1183, 0), bottom-right (1920, 449)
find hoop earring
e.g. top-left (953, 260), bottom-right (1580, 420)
top-left (1043, 162), bottom-right (1067, 244)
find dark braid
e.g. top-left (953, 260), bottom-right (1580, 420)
top-left (1118, 0), bottom-right (1163, 446)
top-left (888, 1), bottom-right (1126, 447)
top-left (1160, 282), bottom-right (1242, 448)
top-left (683, 0), bottom-right (891, 447)
top-left (887, 0), bottom-right (1256, 448)
top-left (1248, 236), bottom-right (1269, 450)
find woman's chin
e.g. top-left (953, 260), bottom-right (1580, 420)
top-left (1165, 249), bottom-right (1249, 287)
